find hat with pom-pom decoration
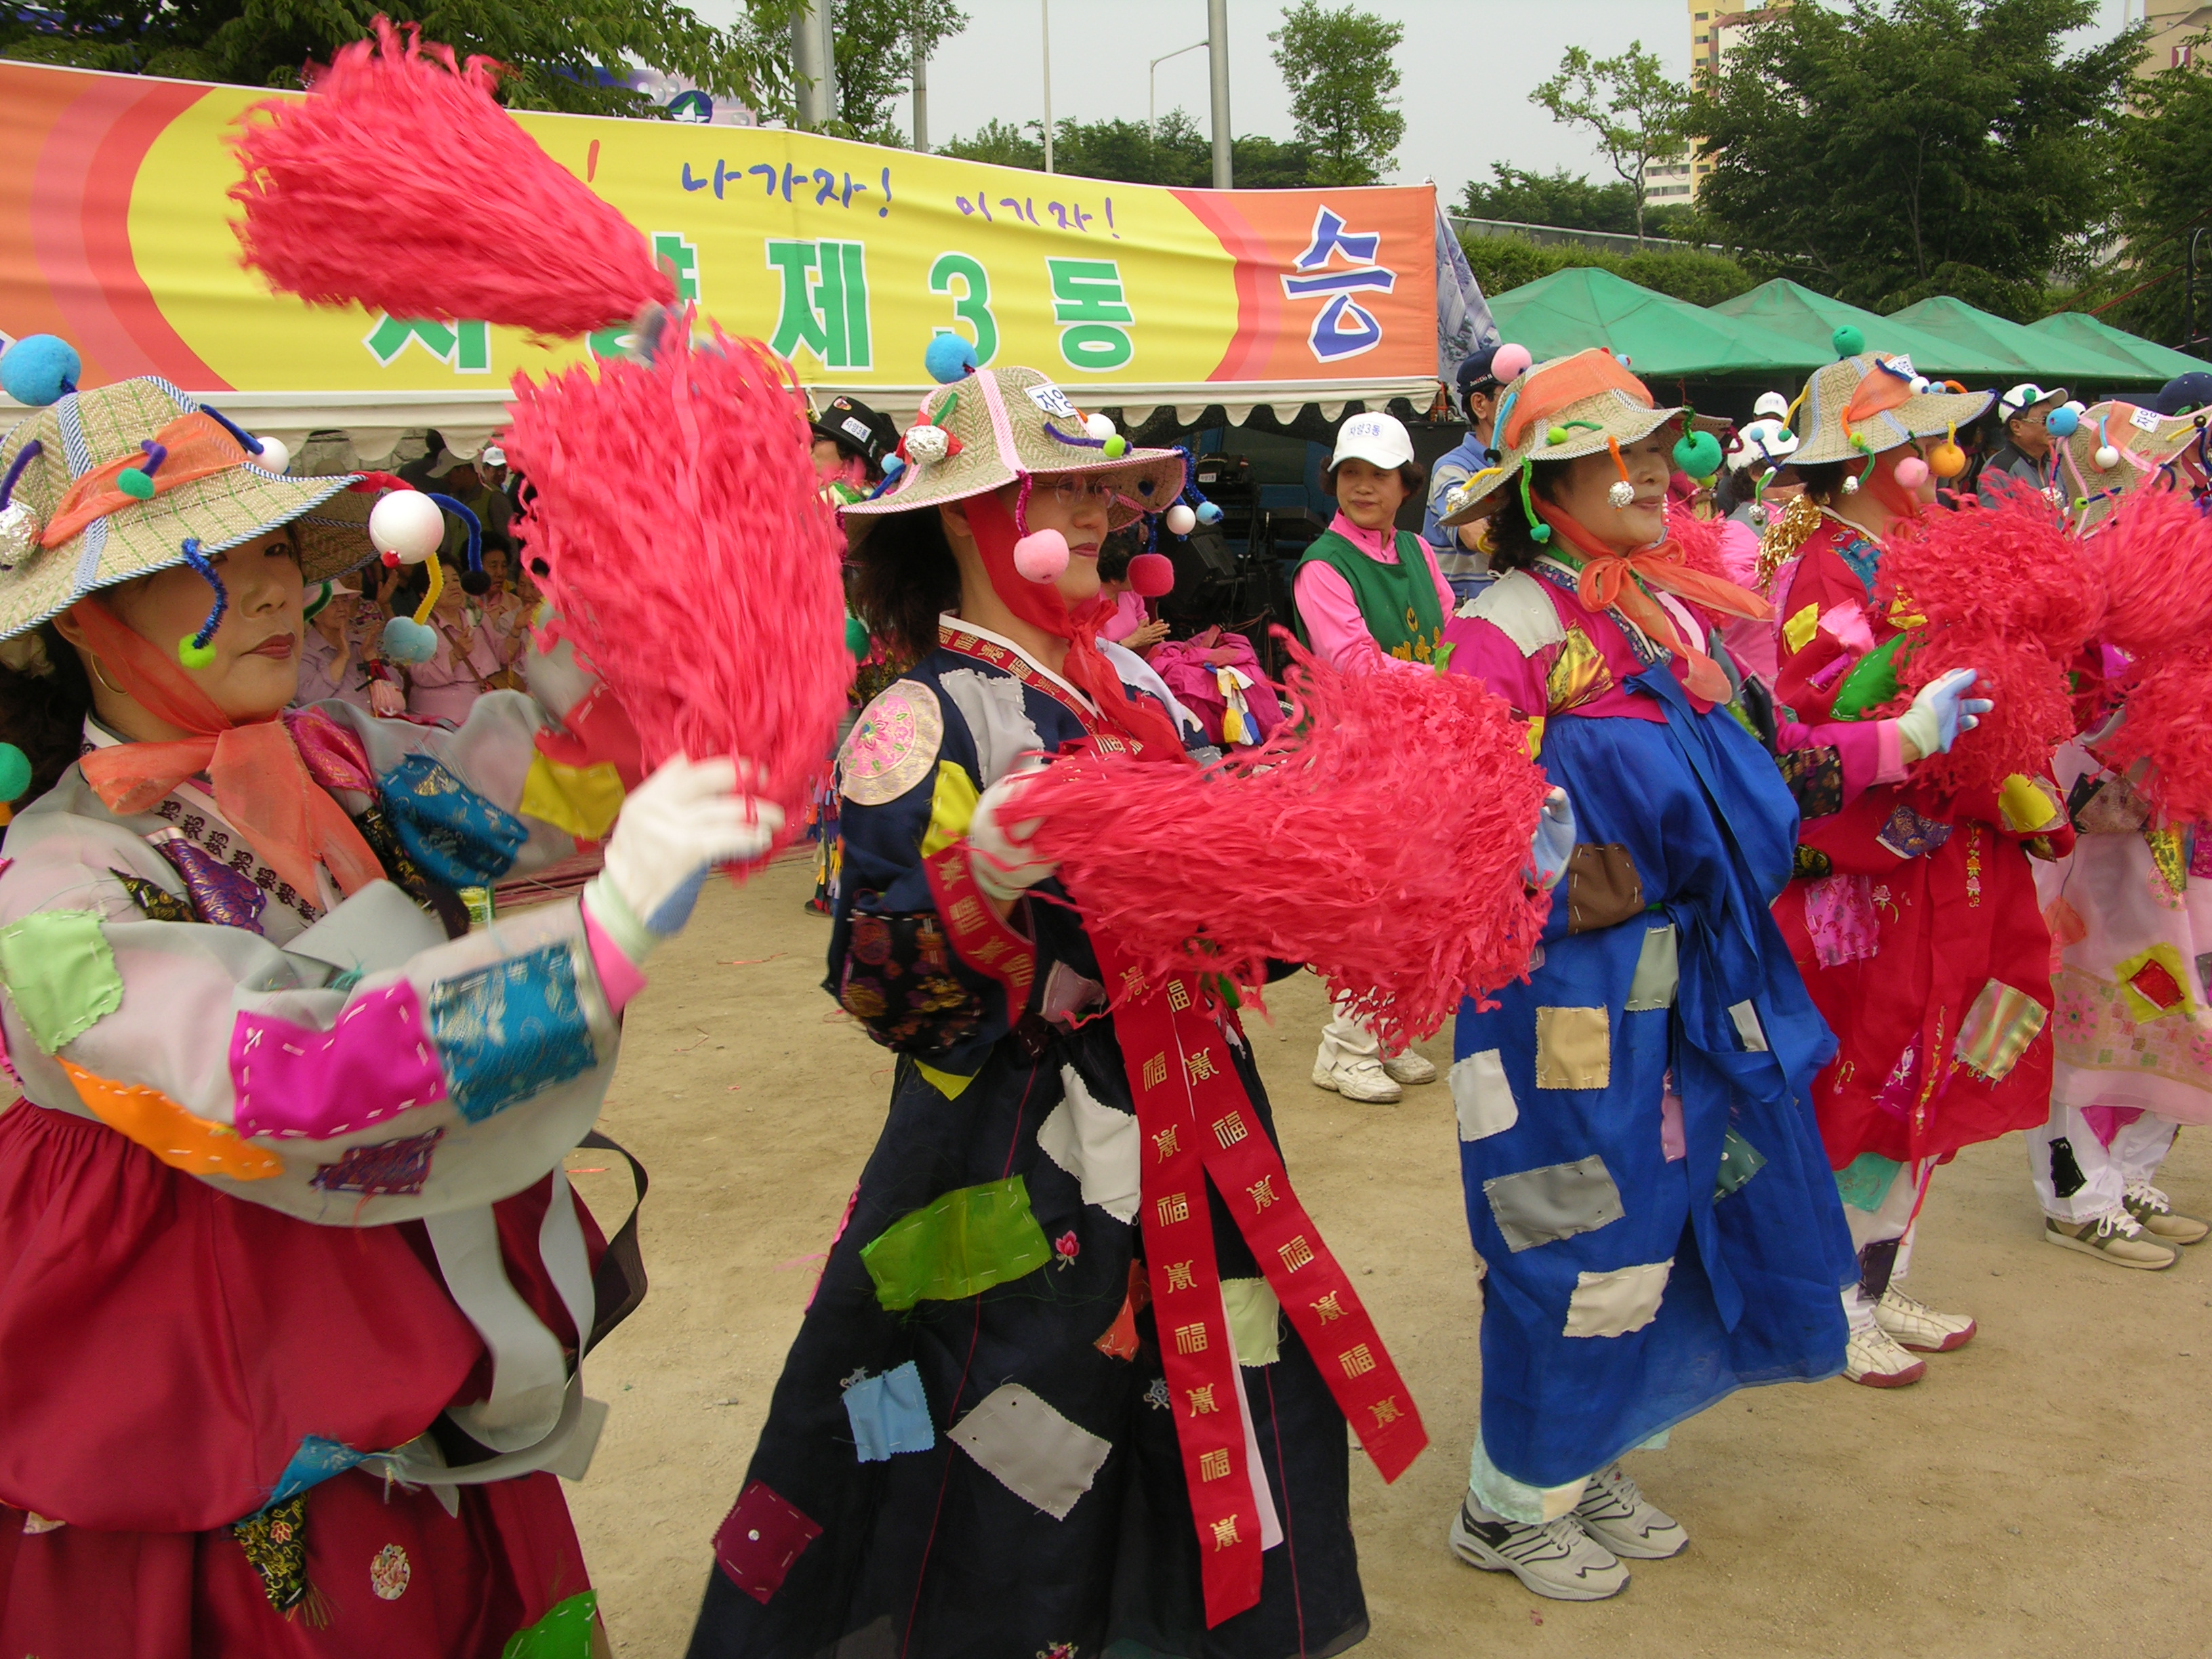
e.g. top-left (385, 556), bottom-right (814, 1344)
top-left (1437, 347), bottom-right (1682, 529)
top-left (2057, 399), bottom-right (2203, 534)
top-left (924, 332), bottom-right (979, 384)
top-left (1786, 353), bottom-right (1993, 469)
top-left (0, 335), bottom-right (81, 407)
top-left (1831, 325), bottom-right (1866, 359)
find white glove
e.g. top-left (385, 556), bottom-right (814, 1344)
top-left (1896, 667), bottom-right (1992, 761)
top-left (590, 754), bottom-right (783, 954)
top-left (1531, 787), bottom-right (1576, 890)
top-left (968, 764), bottom-right (1056, 903)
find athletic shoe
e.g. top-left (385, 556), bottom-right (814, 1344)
top-left (2124, 1182), bottom-right (2210, 1246)
top-left (1311, 1053), bottom-right (1401, 1103)
top-left (1843, 1325), bottom-right (1927, 1387)
top-left (1572, 1464), bottom-right (1687, 1560)
top-left (1874, 1286), bottom-right (1977, 1353)
top-left (1382, 1050), bottom-right (1439, 1086)
top-left (1448, 1499), bottom-right (1629, 1601)
top-left (2044, 1210), bottom-right (2179, 1270)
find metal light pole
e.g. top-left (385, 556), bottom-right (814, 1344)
top-left (1041, 0), bottom-right (1054, 173)
top-left (791, 0), bottom-right (829, 130)
top-left (1207, 0), bottom-right (1232, 188)
top-left (1149, 40), bottom-right (1208, 141)
top-left (912, 29), bottom-right (928, 150)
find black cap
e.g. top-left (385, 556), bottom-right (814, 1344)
top-left (1456, 344), bottom-right (1504, 401)
top-left (2156, 371), bottom-right (2212, 418)
top-left (812, 396), bottom-right (898, 470)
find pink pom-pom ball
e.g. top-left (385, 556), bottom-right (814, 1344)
top-left (1893, 455), bottom-right (1931, 490)
top-left (1164, 503), bottom-right (1197, 537)
top-left (1014, 528), bottom-right (1070, 582)
top-left (369, 489), bottom-right (444, 565)
top-left (1128, 552), bottom-right (1175, 596)
top-left (1490, 342), bottom-right (1534, 383)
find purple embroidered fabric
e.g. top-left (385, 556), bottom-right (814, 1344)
top-left (148, 828), bottom-right (268, 933)
top-left (230, 982), bottom-right (449, 1141)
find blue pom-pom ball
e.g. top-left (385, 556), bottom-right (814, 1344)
top-left (382, 616), bottom-right (438, 663)
top-left (2046, 404), bottom-right (2081, 438)
top-left (1, 335), bottom-right (82, 408)
top-left (924, 333), bottom-right (979, 385)
top-left (0, 743), bottom-right (30, 804)
top-left (1195, 501), bottom-right (1224, 526)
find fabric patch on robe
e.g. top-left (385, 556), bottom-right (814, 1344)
top-left (857, 1175), bottom-right (1053, 1310)
top-left (843, 1361), bottom-right (936, 1462)
top-left (1876, 801), bottom-right (1953, 860)
top-left (0, 909), bottom-right (123, 1052)
top-left (1450, 1049), bottom-right (1519, 1141)
top-left (1534, 1005), bottom-right (1612, 1090)
top-left (947, 1383), bottom-right (1113, 1521)
top-left (1624, 924), bottom-right (1679, 1010)
top-left (426, 941), bottom-right (597, 1123)
top-left (840, 680), bottom-right (943, 806)
top-left (1037, 1066), bottom-right (1140, 1223)
top-left (1803, 873), bottom-right (1881, 968)
top-left (1483, 1155), bottom-right (1626, 1252)
top-left (713, 1481), bottom-right (823, 1604)
top-left (377, 754), bottom-right (529, 888)
top-left (1954, 979), bottom-right (2051, 1080)
top-left (1561, 1260), bottom-right (1673, 1338)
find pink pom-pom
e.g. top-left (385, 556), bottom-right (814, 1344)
top-left (228, 18), bottom-right (674, 336)
top-left (1128, 552), bottom-right (1175, 597)
top-left (1893, 455), bottom-right (1930, 490)
top-left (1490, 343), bottom-right (1534, 383)
top-left (502, 317), bottom-right (850, 863)
top-left (1022, 633), bottom-right (1551, 1051)
top-left (2086, 480), bottom-right (2212, 655)
top-left (1014, 529), bottom-right (1070, 582)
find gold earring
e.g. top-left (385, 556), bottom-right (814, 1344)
top-left (89, 657), bottom-right (125, 695)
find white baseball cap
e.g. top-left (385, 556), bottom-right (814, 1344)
top-left (1330, 411), bottom-right (1416, 472)
top-left (1999, 383), bottom-right (2068, 422)
top-left (1753, 390), bottom-right (1791, 422)
top-left (480, 445), bottom-right (506, 468)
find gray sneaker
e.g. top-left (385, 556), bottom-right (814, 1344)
top-left (1572, 1463), bottom-right (1687, 1559)
top-left (1448, 1498), bottom-right (1629, 1601)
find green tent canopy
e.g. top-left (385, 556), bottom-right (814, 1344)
top-left (1886, 295), bottom-right (2152, 388)
top-left (1710, 279), bottom-right (2017, 379)
top-left (2027, 313), bottom-right (2207, 385)
top-left (1488, 266), bottom-right (1830, 380)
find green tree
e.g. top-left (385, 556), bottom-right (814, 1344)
top-left (1692, 0), bottom-right (2137, 319)
top-left (1530, 43), bottom-right (1690, 245)
top-left (939, 111), bottom-right (1317, 189)
top-left (1457, 230), bottom-right (1754, 308)
top-left (737, 0), bottom-right (966, 145)
top-left (1459, 164), bottom-right (1637, 234)
top-left (1267, 0), bottom-right (1405, 186)
top-left (0, 0), bottom-right (766, 114)
top-left (2100, 41), bottom-right (2212, 346)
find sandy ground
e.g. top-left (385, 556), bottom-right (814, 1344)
top-left (563, 855), bottom-right (2212, 1659)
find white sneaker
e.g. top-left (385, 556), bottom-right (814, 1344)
top-left (1448, 1499), bottom-right (1629, 1601)
top-left (1382, 1049), bottom-right (1438, 1086)
top-left (1311, 1053), bottom-right (1402, 1103)
top-left (1874, 1286), bottom-right (1976, 1353)
top-left (1843, 1324), bottom-right (1926, 1388)
top-left (2045, 1208), bottom-right (2180, 1269)
top-left (1572, 1464), bottom-right (1687, 1559)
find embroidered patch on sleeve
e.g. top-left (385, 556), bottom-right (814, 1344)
top-left (1561, 1259), bottom-right (1673, 1338)
top-left (377, 753), bottom-right (529, 888)
top-left (1482, 1154), bottom-right (1626, 1252)
top-left (714, 1481), bottom-right (823, 1605)
top-left (231, 983), bottom-right (447, 1141)
top-left (1450, 1049), bottom-right (1519, 1141)
top-left (0, 909), bottom-right (123, 1053)
top-left (426, 942), bottom-right (598, 1123)
top-left (840, 680), bottom-right (944, 806)
top-left (947, 1382), bottom-right (1112, 1521)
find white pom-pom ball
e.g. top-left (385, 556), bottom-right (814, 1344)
top-left (369, 490), bottom-right (445, 565)
top-left (1842, 474), bottom-right (1860, 494)
top-left (1012, 528), bottom-right (1070, 582)
top-left (1084, 411), bottom-right (1116, 441)
top-left (1607, 479), bottom-right (1635, 509)
top-left (903, 424), bottom-right (949, 466)
top-left (2096, 444), bottom-right (2121, 470)
top-left (250, 436), bottom-right (291, 474)
top-left (1164, 503), bottom-right (1197, 536)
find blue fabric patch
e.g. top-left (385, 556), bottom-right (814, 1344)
top-left (377, 753), bottom-right (529, 888)
top-left (1876, 800), bottom-right (1953, 860)
top-left (843, 1360), bottom-right (936, 1462)
top-left (267, 1435), bottom-right (364, 1507)
top-left (428, 942), bottom-right (598, 1124)
top-left (1837, 536), bottom-right (1881, 595)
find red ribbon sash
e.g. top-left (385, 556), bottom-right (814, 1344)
top-left (922, 844), bottom-right (1038, 1010)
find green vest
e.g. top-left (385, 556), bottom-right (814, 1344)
top-left (1295, 529), bottom-right (1447, 665)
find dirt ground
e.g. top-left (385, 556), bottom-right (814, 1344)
top-left (562, 855), bottom-right (2212, 1659)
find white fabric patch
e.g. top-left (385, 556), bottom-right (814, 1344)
top-left (1450, 1049), bottom-right (1519, 1141)
top-left (1625, 924), bottom-right (1679, 1012)
top-left (1038, 1065), bottom-right (1140, 1223)
top-left (1562, 1259), bottom-right (1673, 1338)
top-left (938, 668), bottom-right (1043, 789)
top-left (948, 1382), bottom-right (1111, 1520)
top-left (1728, 1000), bottom-right (1769, 1052)
top-left (1458, 568), bottom-right (1566, 656)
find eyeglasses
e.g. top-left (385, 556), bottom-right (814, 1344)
top-left (1041, 474), bottom-right (1122, 508)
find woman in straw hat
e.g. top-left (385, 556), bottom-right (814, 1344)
top-left (0, 360), bottom-right (779, 1653)
top-left (2020, 405), bottom-right (2212, 1271)
top-left (1762, 350), bottom-right (2065, 1387)
top-left (1429, 348), bottom-right (1887, 1601)
top-left (689, 365), bottom-right (1391, 1659)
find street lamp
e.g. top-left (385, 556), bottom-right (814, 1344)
top-left (1041, 0), bottom-right (1053, 173)
top-left (1150, 40), bottom-right (1208, 141)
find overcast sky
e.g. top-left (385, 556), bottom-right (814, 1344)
top-left (688, 0), bottom-right (2135, 201)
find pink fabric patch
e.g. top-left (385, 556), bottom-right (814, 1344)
top-left (230, 983), bottom-right (449, 1141)
top-left (714, 1480), bottom-right (823, 1604)
top-left (1872, 1037), bottom-right (1920, 1120)
top-left (1803, 874), bottom-right (1881, 968)
top-left (582, 903), bottom-right (647, 1013)
top-left (283, 706), bottom-right (377, 795)
top-left (2080, 1104), bottom-right (2145, 1149)
top-left (1659, 1090), bottom-right (1686, 1162)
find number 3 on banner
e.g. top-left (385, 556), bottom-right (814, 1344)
top-left (928, 252), bottom-right (1000, 368)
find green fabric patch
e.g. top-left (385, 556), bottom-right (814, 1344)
top-left (0, 909), bottom-right (124, 1054)
top-left (1713, 1126), bottom-right (1768, 1202)
top-left (1833, 1151), bottom-right (1903, 1212)
top-left (1223, 1277), bottom-right (1282, 1366)
top-left (502, 1590), bottom-right (598, 1659)
top-left (1828, 635), bottom-right (1904, 721)
top-left (860, 1175), bottom-right (1053, 1311)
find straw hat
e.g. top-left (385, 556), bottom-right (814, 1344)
top-left (841, 365), bottom-right (1189, 540)
top-left (2055, 399), bottom-right (2207, 534)
top-left (0, 375), bottom-right (375, 642)
top-left (1788, 352), bottom-right (1992, 468)
top-left (1437, 348), bottom-right (1679, 527)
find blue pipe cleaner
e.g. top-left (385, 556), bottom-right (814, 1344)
top-left (0, 440), bottom-right (41, 510)
top-left (196, 403), bottom-right (281, 464)
top-left (424, 493), bottom-right (482, 573)
top-left (180, 537), bottom-right (228, 651)
top-left (1042, 421), bottom-right (1106, 450)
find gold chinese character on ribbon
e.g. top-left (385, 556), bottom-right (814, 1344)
top-left (1187, 1385), bottom-right (1218, 1416)
top-left (1183, 1049), bottom-right (1218, 1083)
top-left (1246, 1174), bottom-right (1277, 1212)
top-left (1339, 1343), bottom-right (1376, 1378)
top-left (1210, 1515), bottom-right (1240, 1549)
top-left (1166, 979), bottom-right (1191, 1012)
top-left (1151, 1125), bottom-right (1181, 1162)
top-left (949, 897), bottom-right (985, 932)
top-left (1199, 1448), bottom-right (1230, 1482)
top-left (1370, 1396), bottom-right (1403, 1427)
top-left (1311, 1292), bottom-right (1345, 1323)
top-left (1120, 966), bottom-right (1147, 1000)
top-left (1165, 1258), bottom-right (1197, 1292)
top-left (1155, 1191), bottom-right (1190, 1226)
top-left (1279, 1235), bottom-right (1315, 1271)
top-left (1173, 1322), bottom-right (1209, 1354)
top-left (1210, 1112), bottom-right (1246, 1149)
top-left (974, 937), bottom-right (1005, 963)
top-left (1142, 1052), bottom-right (1168, 1090)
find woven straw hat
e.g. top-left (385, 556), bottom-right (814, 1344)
top-left (0, 376), bottom-right (374, 643)
top-left (1437, 348), bottom-right (1679, 527)
top-left (1788, 353), bottom-right (1992, 468)
top-left (841, 365), bottom-right (1189, 539)
top-left (2057, 400), bottom-right (2207, 534)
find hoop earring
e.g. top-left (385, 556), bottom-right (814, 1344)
top-left (89, 657), bottom-right (125, 696)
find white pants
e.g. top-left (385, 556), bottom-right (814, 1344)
top-left (1840, 1159), bottom-right (1933, 1333)
top-left (2027, 1103), bottom-right (2179, 1223)
top-left (1316, 992), bottom-right (1392, 1066)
